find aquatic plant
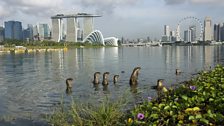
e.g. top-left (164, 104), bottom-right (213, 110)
top-left (128, 65), bottom-right (224, 125)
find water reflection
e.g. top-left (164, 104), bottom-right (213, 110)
top-left (0, 46), bottom-right (223, 118)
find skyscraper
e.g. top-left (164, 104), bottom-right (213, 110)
top-left (203, 17), bottom-right (212, 41)
top-left (214, 24), bottom-right (219, 41)
top-left (184, 29), bottom-right (191, 42)
top-left (23, 24), bottom-right (34, 41)
top-left (164, 25), bottom-right (170, 36)
top-left (39, 24), bottom-right (50, 40)
top-left (0, 27), bottom-right (4, 42)
top-left (190, 25), bottom-right (196, 42)
top-left (4, 21), bottom-right (23, 40)
top-left (66, 18), bottom-right (77, 42)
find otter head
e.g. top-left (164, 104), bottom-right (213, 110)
top-left (93, 72), bottom-right (101, 84)
top-left (175, 69), bottom-right (181, 75)
top-left (113, 75), bottom-right (119, 83)
top-left (66, 78), bottom-right (73, 95)
top-left (102, 72), bottom-right (110, 85)
top-left (157, 79), bottom-right (164, 89)
top-left (66, 78), bottom-right (73, 88)
top-left (129, 67), bottom-right (141, 86)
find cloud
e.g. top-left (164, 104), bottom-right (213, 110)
top-left (79, 0), bottom-right (142, 14)
top-left (164, 0), bottom-right (224, 5)
top-left (164, 0), bottom-right (187, 5)
top-left (0, 0), bottom-right (63, 19)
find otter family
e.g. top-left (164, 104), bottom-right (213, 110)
top-left (65, 67), bottom-right (181, 97)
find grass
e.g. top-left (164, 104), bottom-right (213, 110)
top-left (47, 94), bottom-right (128, 126)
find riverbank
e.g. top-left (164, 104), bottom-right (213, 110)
top-left (47, 65), bottom-right (224, 126)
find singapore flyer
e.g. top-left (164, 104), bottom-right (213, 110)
top-left (176, 16), bottom-right (204, 43)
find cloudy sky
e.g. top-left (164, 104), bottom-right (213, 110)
top-left (0, 0), bottom-right (224, 40)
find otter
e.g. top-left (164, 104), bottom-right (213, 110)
top-left (113, 75), bottom-right (119, 84)
top-left (93, 72), bottom-right (101, 84)
top-left (129, 67), bottom-right (141, 86)
top-left (66, 78), bottom-right (73, 94)
top-left (151, 79), bottom-right (168, 98)
top-left (175, 69), bottom-right (181, 75)
top-left (102, 72), bottom-right (110, 85)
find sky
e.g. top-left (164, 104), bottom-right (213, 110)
top-left (0, 0), bottom-right (224, 40)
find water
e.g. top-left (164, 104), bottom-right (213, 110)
top-left (0, 45), bottom-right (224, 119)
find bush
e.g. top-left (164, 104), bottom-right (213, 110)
top-left (128, 65), bottom-right (224, 126)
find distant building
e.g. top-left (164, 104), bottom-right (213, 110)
top-left (190, 25), bottom-right (196, 42)
top-left (204, 17), bottom-right (212, 41)
top-left (39, 24), bottom-right (50, 40)
top-left (170, 30), bottom-right (176, 42)
top-left (33, 25), bottom-right (39, 40)
top-left (23, 24), bottom-right (34, 41)
top-left (164, 25), bottom-right (170, 36)
top-left (0, 27), bottom-right (4, 42)
top-left (184, 29), bottom-right (191, 42)
top-left (4, 21), bottom-right (23, 40)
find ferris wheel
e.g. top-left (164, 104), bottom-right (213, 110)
top-left (176, 16), bottom-right (204, 42)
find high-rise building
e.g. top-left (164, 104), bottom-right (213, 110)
top-left (164, 25), bottom-right (170, 36)
top-left (66, 18), bottom-right (77, 42)
top-left (184, 29), bottom-right (191, 42)
top-left (33, 25), bottom-right (39, 40)
top-left (23, 24), bottom-right (34, 41)
top-left (204, 17), bottom-right (212, 41)
top-left (214, 23), bottom-right (224, 42)
top-left (220, 23), bottom-right (224, 41)
top-left (0, 27), bottom-right (4, 42)
top-left (4, 21), bottom-right (23, 40)
top-left (83, 17), bottom-right (94, 39)
top-left (39, 24), bottom-right (50, 40)
top-left (190, 25), bottom-right (196, 42)
top-left (51, 13), bottom-right (101, 42)
top-left (214, 24), bottom-right (219, 41)
top-left (52, 18), bottom-right (63, 42)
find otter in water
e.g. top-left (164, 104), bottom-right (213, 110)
top-left (151, 79), bottom-right (168, 98)
top-left (93, 72), bottom-right (101, 84)
top-left (175, 69), bottom-right (181, 75)
top-left (102, 72), bottom-right (110, 85)
top-left (129, 67), bottom-right (141, 86)
top-left (113, 75), bottom-right (119, 84)
top-left (66, 78), bottom-right (73, 94)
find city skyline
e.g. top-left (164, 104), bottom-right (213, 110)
top-left (0, 0), bottom-right (224, 39)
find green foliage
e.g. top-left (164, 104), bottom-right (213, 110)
top-left (128, 65), bottom-right (224, 125)
top-left (47, 96), bottom-right (127, 126)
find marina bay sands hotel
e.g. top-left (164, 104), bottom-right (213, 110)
top-left (51, 13), bottom-right (101, 42)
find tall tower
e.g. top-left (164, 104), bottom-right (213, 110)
top-left (4, 21), bottom-right (23, 40)
top-left (184, 29), bottom-right (191, 42)
top-left (214, 24), bottom-right (219, 41)
top-left (66, 18), bottom-right (77, 42)
top-left (190, 25), bottom-right (196, 42)
top-left (83, 17), bottom-right (94, 39)
top-left (52, 18), bottom-right (62, 42)
top-left (204, 17), bottom-right (212, 42)
top-left (164, 25), bottom-right (170, 36)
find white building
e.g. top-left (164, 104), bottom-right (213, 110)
top-left (204, 17), bottom-right (212, 41)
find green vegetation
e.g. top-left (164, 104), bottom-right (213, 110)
top-left (47, 96), bottom-right (127, 126)
top-left (0, 39), bottom-right (120, 49)
top-left (128, 65), bottom-right (224, 125)
top-left (47, 65), bottom-right (224, 126)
